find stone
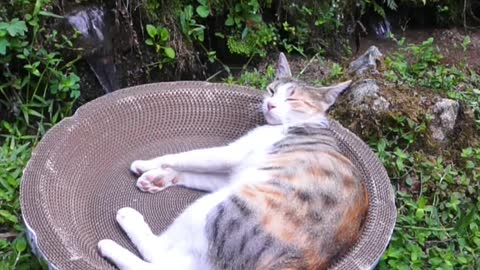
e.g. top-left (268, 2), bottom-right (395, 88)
top-left (348, 79), bottom-right (390, 113)
top-left (372, 96), bottom-right (391, 113)
top-left (455, 83), bottom-right (467, 92)
top-left (429, 98), bottom-right (460, 142)
top-left (349, 79), bottom-right (380, 105)
top-left (349, 46), bottom-right (383, 75)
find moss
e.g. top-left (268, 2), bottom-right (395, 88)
top-left (331, 74), bottom-right (478, 169)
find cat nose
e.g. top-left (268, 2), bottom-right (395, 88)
top-left (267, 102), bottom-right (276, 111)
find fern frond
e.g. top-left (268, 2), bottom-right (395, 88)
top-left (385, 0), bottom-right (398, 10)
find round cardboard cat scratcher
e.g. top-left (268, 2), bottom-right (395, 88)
top-left (20, 81), bottom-right (396, 270)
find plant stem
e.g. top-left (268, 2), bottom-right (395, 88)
top-left (396, 225), bottom-right (454, 231)
top-left (299, 52), bottom-right (320, 76)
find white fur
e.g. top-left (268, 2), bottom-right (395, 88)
top-left (262, 83), bottom-right (294, 125)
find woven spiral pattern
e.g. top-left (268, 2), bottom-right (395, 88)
top-left (20, 81), bottom-right (396, 270)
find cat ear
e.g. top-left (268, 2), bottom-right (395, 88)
top-left (318, 80), bottom-right (352, 108)
top-left (275, 52), bottom-right (292, 80)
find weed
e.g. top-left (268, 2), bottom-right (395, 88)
top-left (222, 0), bottom-right (278, 59)
top-left (0, 130), bottom-right (43, 270)
top-left (460, 35), bottom-right (471, 52)
top-left (225, 64), bottom-right (275, 90)
top-left (178, 4), bottom-right (217, 63)
top-left (195, 0), bottom-right (210, 18)
top-left (226, 23), bottom-right (277, 59)
top-left (179, 5), bottom-right (206, 43)
top-left (145, 24), bottom-right (176, 69)
top-left (374, 37), bottom-right (480, 269)
top-left (0, 1), bottom-right (80, 268)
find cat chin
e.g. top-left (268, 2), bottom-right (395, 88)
top-left (263, 112), bottom-right (282, 125)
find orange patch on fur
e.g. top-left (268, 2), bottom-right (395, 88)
top-left (333, 187), bottom-right (369, 257)
top-left (304, 249), bottom-right (329, 270)
top-left (288, 91), bottom-right (321, 113)
top-left (256, 185), bottom-right (283, 199)
top-left (240, 186), bottom-right (257, 200)
top-left (343, 174), bottom-right (355, 190)
top-left (264, 197), bottom-right (280, 209)
top-left (326, 151), bottom-right (354, 167)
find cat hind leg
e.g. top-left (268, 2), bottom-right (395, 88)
top-left (99, 207), bottom-right (204, 269)
top-left (114, 207), bottom-right (162, 263)
top-left (97, 239), bottom-right (156, 270)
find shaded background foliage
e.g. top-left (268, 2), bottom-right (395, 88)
top-left (0, 0), bottom-right (479, 269)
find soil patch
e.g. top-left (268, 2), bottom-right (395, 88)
top-left (357, 28), bottom-right (480, 68)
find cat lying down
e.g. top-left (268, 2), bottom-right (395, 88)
top-left (98, 53), bottom-right (369, 270)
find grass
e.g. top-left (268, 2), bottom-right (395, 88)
top-left (0, 134), bottom-right (42, 269)
top-left (1, 37), bottom-right (479, 269)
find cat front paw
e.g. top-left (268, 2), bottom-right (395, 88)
top-left (130, 155), bottom-right (174, 175)
top-left (136, 168), bottom-right (179, 193)
top-left (130, 160), bottom-right (155, 175)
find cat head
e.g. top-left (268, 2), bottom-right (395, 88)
top-left (262, 53), bottom-right (351, 126)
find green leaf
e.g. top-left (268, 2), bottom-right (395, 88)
top-left (241, 27), bottom-right (249, 39)
top-left (473, 237), bottom-right (480, 248)
top-left (6, 19), bottom-right (27, 37)
top-left (145, 39), bottom-right (154, 46)
top-left (70, 90), bottom-right (80, 99)
top-left (164, 47), bottom-right (175, 59)
top-left (0, 38), bottom-right (9, 55)
top-left (465, 160), bottom-right (475, 169)
top-left (415, 208), bottom-right (424, 220)
top-left (184, 5), bottom-right (193, 19)
top-left (196, 5), bottom-right (210, 18)
top-left (146, 24), bottom-right (157, 38)
top-left (461, 147), bottom-right (473, 158)
top-left (15, 237), bottom-right (27, 253)
top-left (39, 11), bottom-right (64, 19)
top-left (159, 28), bottom-right (169, 41)
top-left (225, 16), bottom-right (234, 26)
top-left (207, 51), bottom-right (216, 62)
top-left (33, 0), bottom-right (42, 16)
top-left (197, 31), bottom-right (204, 42)
top-left (27, 109), bottom-right (44, 119)
top-left (0, 210), bottom-right (18, 223)
top-left (197, 0), bottom-right (207, 5)
top-left (457, 256), bottom-right (468, 264)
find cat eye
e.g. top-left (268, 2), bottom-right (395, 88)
top-left (290, 89), bottom-right (296, 96)
top-left (267, 87), bottom-right (275, 96)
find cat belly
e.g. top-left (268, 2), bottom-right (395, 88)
top-left (161, 188), bottom-right (234, 269)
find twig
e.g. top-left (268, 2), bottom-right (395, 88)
top-left (356, 20), bottom-right (367, 35)
top-left (400, 18), bottom-right (411, 33)
top-left (0, 232), bottom-right (18, 239)
top-left (469, 4), bottom-right (480, 23)
top-left (206, 70), bottom-right (223, 82)
top-left (242, 55), bottom-right (255, 70)
top-left (425, 239), bottom-right (454, 245)
top-left (276, 0), bottom-right (283, 22)
top-left (299, 52), bottom-right (320, 76)
top-left (396, 225), bottom-right (454, 232)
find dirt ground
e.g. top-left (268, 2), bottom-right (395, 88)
top-left (357, 28), bottom-right (480, 69)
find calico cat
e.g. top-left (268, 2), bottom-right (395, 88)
top-left (98, 53), bottom-right (369, 270)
